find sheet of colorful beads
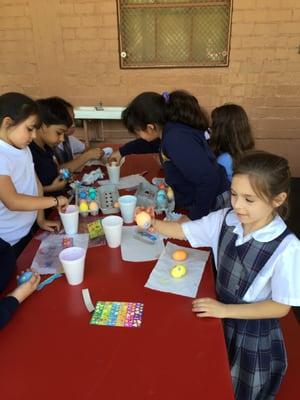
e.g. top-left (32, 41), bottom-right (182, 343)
top-left (90, 301), bottom-right (144, 328)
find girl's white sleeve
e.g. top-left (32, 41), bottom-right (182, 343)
top-left (271, 235), bottom-right (300, 306)
top-left (182, 208), bottom-right (228, 249)
top-left (0, 156), bottom-right (11, 176)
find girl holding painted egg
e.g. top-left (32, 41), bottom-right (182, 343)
top-left (136, 151), bottom-right (300, 400)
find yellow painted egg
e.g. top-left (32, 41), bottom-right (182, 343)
top-left (135, 211), bottom-right (151, 229)
top-left (171, 264), bottom-right (187, 278)
top-left (167, 186), bottom-right (174, 201)
top-left (172, 250), bottom-right (187, 262)
top-left (79, 201), bottom-right (89, 212)
top-left (89, 201), bottom-right (99, 211)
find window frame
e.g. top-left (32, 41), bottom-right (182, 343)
top-left (116, 0), bottom-right (233, 69)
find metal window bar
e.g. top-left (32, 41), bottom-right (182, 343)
top-left (117, 0), bottom-right (232, 68)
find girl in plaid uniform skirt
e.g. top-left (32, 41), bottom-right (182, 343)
top-left (142, 150), bottom-right (300, 399)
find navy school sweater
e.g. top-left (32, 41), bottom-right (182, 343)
top-left (120, 121), bottom-right (229, 220)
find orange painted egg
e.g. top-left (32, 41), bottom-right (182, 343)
top-left (172, 250), bottom-right (187, 262)
top-left (135, 211), bottom-right (151, 229)
top-left (89, 201), bottom-right (99, 211)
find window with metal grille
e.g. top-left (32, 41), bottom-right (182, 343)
top-left (117, 0), bottom-right (232, 69)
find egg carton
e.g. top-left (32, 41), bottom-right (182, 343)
top-left (134, 182), bottom-right (175, 215)
top-left (75, 184), bottom-right (120, 216)
top-left (98, 184), bottom-right (120, 215)
top-left (75, 185), bottom-right (101, 217)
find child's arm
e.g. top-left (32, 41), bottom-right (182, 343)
top-left (36, 176), bottom-right (61, 232)
top-left (109, 138), bottom-right (161, 163)
top-left (11, 271), bottom-right (41, 303)
top-left (192, 298), bottom-right (290, 319)
top-left (61, 147), bottom-right (104, 172)
top-left (0, 175), bottom-right (67, 211)
top-left (152, 219), bottom-right (186, 241)
top-left (0, 271), bottom-right (40, 329)
top-left (43, 175), bottom-right (67, 193)
top-left (135, 207), bottom-right (187, 240)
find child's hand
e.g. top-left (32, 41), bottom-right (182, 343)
top-left (134, 207), bottom-right (156, 231)
top-left (37, 218), bottom-right (61, 232)
top-left (51, 176), bottom-right (68, 191)
top-left (135, 206), bottom-right (155, 219)
top-left (11, 271), bottom-right (41, 304)
top-left (56, 195), bottom-right (69, 212)
top-left (86, 147), bottom-right (103, 160)
top-left (192, 297), bottom-right (228, 318)
top-left (108, 150), bottom-right (122, 165)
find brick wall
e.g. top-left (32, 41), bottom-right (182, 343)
top-left (1, 0), bottom-right (300, 173)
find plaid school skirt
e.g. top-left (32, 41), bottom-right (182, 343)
top-left (224, 317), bottom-right (287, 400)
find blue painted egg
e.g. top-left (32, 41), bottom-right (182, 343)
top-left (18, 271), bottom-right (33, 285)
top-left (157, 189), bottom-right (167, 197)
top-left (79, 191), bottom-right (87, 199)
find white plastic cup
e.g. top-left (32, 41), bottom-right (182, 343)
top-left (59, 205), bottom-right (79, 235)
top-left (107, 163), bottom-right (120, 184)
top-left (59, 246), bottom-right (86, 285)
top-left (102, 215), bottom-right (123, 248)
top-left (118, 195), bottom-right (137, 224)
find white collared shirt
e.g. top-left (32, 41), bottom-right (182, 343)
top-left (182, 208), bottom-right (300, 306)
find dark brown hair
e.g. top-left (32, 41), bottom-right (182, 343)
top-left (234, 150), bottom-right (290, 219)
top-left (166, 90), bottom-right (209, 131)
top-left (0, 92), bottom-right (41, 128)
top-left (36, 97), bottom-right (73, 128)
top-left (210, 104), bottom-right (254, 166)
top-left (122, 90), bottom-right (208, 133)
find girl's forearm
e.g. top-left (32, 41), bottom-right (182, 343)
top-left (5, 194), bottom-right (56, 211)
top-left (61, 152), bottom-right (89, 172)
top-left (224, 300), bottom-right (290, 320)
top-left (152, 219), bottom-right (186, 240)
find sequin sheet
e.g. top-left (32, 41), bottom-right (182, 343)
top-left (90, 301), bottom-right (144, 328)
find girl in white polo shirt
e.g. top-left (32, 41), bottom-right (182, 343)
top-left (140, 150), bottom-right (300, 400)
top-left (0, 92), bottom-right (68, 289)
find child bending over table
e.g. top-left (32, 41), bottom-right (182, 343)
top-left (109, 90), bottom-right (229, 220)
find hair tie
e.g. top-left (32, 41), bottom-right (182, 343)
top-left (162, 91), bottom-right (170, 103)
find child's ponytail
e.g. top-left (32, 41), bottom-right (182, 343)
top-left (165, 90), bottom-right (209, 131)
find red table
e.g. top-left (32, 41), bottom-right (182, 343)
top-left (0, 154), bottom-right (234, 400)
